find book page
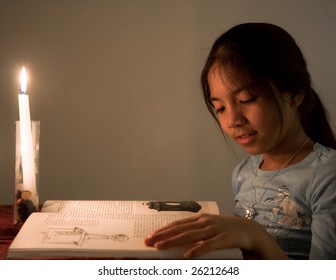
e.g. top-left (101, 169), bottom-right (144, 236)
top-left (8, 211), bottom-right (242, 259)
top-left (9, 212), bottom-right (154, 253)
top-left (40, 200), bottom-right (219, 240)
top-left (8, 201), bottom-right (242, 259)
top-left (40, 212), bottom-right (194, 238)
top-left (41, 200), bottom-right (219, 215)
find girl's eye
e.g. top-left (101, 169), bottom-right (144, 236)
top-left (216, 107), bottom-right (225, 114)
top-left (240, 96), bottom-right (257, 105)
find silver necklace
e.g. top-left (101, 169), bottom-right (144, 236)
top-left (245, 137), bottom-right (310, 219)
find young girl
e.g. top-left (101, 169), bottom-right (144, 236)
top-left (145, 23), bottom-right (336, 259)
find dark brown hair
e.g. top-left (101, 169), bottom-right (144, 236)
top-left (201, 23), bottom-right (336, 149)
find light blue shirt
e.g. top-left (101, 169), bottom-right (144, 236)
top-left (232, 143), bottom-right (336, 259)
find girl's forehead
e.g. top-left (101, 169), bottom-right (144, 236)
top-left (208, 66), bottom-right (247, 95)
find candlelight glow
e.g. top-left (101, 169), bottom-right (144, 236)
top-left (20, 67), bottom-right (27, 94)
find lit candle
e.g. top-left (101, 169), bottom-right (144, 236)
top-left (18, 67), bottom-right (37, 203)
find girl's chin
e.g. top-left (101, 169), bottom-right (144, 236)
top-left (239, 144), bottom-right (265, 156)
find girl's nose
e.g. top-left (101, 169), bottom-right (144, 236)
top-left (227, 109), bottom-right (247, 128)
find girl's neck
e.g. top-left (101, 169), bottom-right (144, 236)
top-left (260, 135), bottom-right (314, 171)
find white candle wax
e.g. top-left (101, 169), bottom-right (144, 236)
top-left (18, 67), bottom-right (37, 203)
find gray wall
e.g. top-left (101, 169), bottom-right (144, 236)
top-left (1, 0), bottom-right (335, 214)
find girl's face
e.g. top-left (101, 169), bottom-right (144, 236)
top-left (208, 66), bottom-right (302, 156)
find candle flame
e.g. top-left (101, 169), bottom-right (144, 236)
top-left (20, 67), bottom-right (27, 94)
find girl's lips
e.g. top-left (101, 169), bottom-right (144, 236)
top-left (235, 132), bottom-right (257, 145)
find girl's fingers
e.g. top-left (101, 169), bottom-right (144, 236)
top-left (153, 215), bottom-right (201, 233)
top-left (183, 232), bottom-right (237, 259)
top-left (146, 217), bottom-right (220, 249)
top-left (145, 215), bottom-right (206, 246)
top-left (145, 224), bottom-right (202, 247)
top-left (153, 228), bottom-right (211, 250)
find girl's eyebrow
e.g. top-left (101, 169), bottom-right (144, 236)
top-left (210, 86), bottom-right (248, 102)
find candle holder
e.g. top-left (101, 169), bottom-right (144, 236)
top-left (14, 120), bottom-right (40, 224)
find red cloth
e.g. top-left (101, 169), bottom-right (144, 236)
top-left (0, 205), bottom-right (22, 259)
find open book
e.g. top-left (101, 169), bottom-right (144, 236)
top-left (7, 200), bottom-right (242, 259)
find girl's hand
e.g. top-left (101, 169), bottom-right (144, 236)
top-left (144, 213), bottom-right (288, 259)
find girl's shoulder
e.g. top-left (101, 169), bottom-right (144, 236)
top-left (312, 142), bottom-right (336, 160)
top-left (304, 143), bottom-right (336, 171)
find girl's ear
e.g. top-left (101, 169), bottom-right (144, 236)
top-left (290, 91), bottom-right (305, 107)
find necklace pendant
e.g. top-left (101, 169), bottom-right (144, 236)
top-left (245, 208), bottom-right (256, 220)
